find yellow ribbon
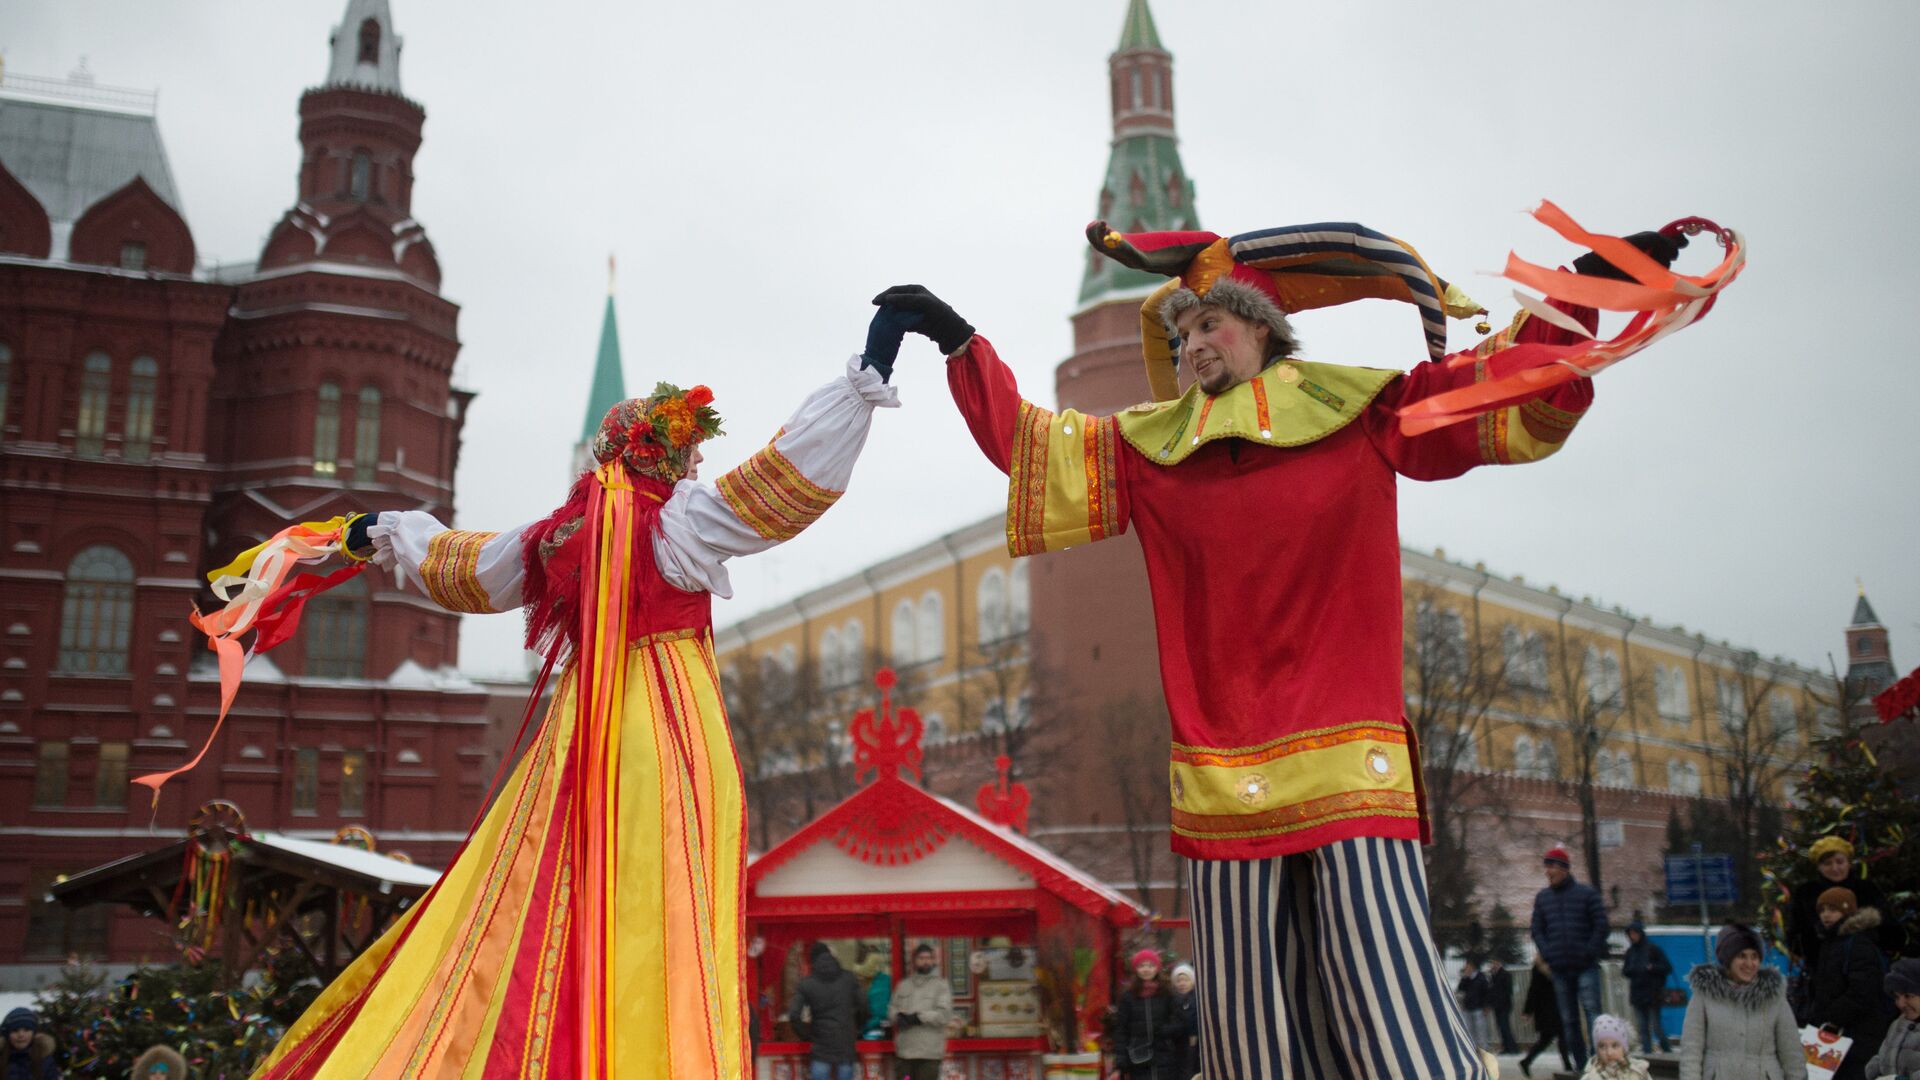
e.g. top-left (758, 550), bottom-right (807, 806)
top-left (204, 516), bottom-right (349, 583)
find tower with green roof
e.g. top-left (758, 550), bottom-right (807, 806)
top-left (572, 257), bottom-right (627, 477)
top-left (1061, 0), bottom-right (1198, 416)
top-left (1038, 0), bottom-right (1191, 723)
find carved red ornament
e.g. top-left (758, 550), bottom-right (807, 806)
top-left (832, 777), bottom-right (950, 866)
top-left (849, 668), bottom-right (923, 784)
top-left (976, 754), bottom-right (1031, 834)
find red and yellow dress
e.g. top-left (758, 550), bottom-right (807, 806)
top-left (254, 360), bottom-right (898, 1079)
top-left (946, 310), bottom-right (1594, 863)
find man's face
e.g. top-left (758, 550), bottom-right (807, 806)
top-left (1544, 863), bottom-right (1569, 887)
top-left (914, 952), bottom-right (936, 975)
top-left (6, 1028), bottom-right (31, 1050)
top-left (1174, 304), bottom-right (1270, 396)
top-left (1819, 852), bottom-right (1851, 882)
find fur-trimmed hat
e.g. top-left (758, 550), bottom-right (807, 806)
top-left (1808, 835), bottom-right (1854, 864)
top-left (1157, 277), bottom-right (1299, 362)
top-left (1591, 1013), bottom-right (1634, 1048)
top-left (1818, 887), bottom-right (1859, 918)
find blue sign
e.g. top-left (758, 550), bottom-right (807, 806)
top-left (1665, 854), bottom-right (1737, 905)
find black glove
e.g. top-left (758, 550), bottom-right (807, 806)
top-left (860, 304), bottom-right (922, 383)
top-left (872, 285), bottom-right (975, 355)
top-left (896, 1012), bottom-right (919, 1028)
top-left (1572, 230), bottom-right (1688, 282)
top-left (344, 512), bottom-right (382, 554)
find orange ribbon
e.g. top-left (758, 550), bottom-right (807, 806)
top-left (1396, 200), bottom-right (1745, 436)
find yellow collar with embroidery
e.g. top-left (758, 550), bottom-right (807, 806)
top-left (1115, 359), bottom-right (1400, 465)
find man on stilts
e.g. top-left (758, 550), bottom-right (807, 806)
top-left (877, 206), bottom-right (1741, 1078)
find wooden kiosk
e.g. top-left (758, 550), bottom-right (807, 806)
top-left (747, 672), bottom-right (1146, 1080)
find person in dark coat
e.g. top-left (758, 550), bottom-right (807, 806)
top-left (1521, 955), bottom-right (1573, 1079)
top-left (1788, 836), bottom-right (1903, 975)
top-left (1457, 958), bottom-right (1493, 1049)
top-left (1487, 958), bottom-right (1520, 1054)
top-left (1622, 921), bottom-right (1675, 1053)
top-left (1107, 950), bottom-right (1189, 1080)
top-left (2, 1008), bottom-right (58, 1080)
top-left (1169, 963), bottom-right (1200, 1080)
top-left (1532, 845), bottom-right (1611, 1066)
top-left (1809, 888), bottom-right (1892, 1080)
top-left (788, 942), bottom-right (869, 1080)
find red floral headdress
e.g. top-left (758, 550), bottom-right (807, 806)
top-left (589, 382), bottom-right (723, 484)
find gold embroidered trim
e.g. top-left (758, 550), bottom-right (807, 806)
top-left (421, 530), bottom-right (499, 613)
top-left (1083, 415), bottom-right (1120, 542)
top-left (1007, 401), bottom-right (1053, 557)
top-left (716, 442), bottom-right (842, 542)
top-left (1172, 724), bottom-right (1407, 769)
top-left (1170, 789), bottom-right (1422, 838)
top-left (1169, 720), bottom-right (1407, 759)
top-left (1520, 397), bottom-right (1583, 438)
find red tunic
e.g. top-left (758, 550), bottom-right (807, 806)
top-left (947, 311), bottom-right (1594, 861)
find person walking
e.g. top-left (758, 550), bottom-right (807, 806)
top-left (790, 942), bottom-right (869, 1080)
top-left (2, 1008), bottom-right (58, 1080)
top-left (1862, 958), bottom-right (1920, 1079)
top-left (1622, 921), bottom-right (1675, 1053)
top-left (1520, 955), bottom-right (1573, 1078)
top-left (1458, 958), bottom-right (1493, 1049)
top-left (1677, 924), bottom-right (1805, 1080)
top-left (1108, 950), bottom-right (1188, 1080)
top-left (1532, 846), bottom-right (1610, 1066)
top-left (888, 943), bottom-right (953, 1080)
top-left (1487, 958), bottom-right (1520, 1054)
top-left (1809, 888), bottom-right (1892, 1080)
top-left (1169, 963), bottom-right (1200, 1080)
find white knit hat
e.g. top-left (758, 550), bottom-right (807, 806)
top-left (1591, 1013), bottom-right (1633, 1048)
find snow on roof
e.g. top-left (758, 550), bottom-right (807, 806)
top-left (251, 830), bottom-right (440, 888)
top-left (0, 93), bottom-right (182, 228)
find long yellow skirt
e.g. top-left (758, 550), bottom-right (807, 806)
top-left (254, 632), bottom-right (747, 1079)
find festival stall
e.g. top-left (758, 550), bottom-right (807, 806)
top-left (746, 672), bottom-right (1147, 1080)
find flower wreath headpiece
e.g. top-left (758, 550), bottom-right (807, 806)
top-left (590, 382), bottom-right (723, 483)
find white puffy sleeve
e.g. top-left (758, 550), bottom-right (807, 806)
top-left (653, 356), bottom-right (899, 596)
top-left (367, 510), bottom-right (531, 613)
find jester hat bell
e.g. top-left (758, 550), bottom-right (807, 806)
top-left (1086, 219), bottom-right (1486, 394)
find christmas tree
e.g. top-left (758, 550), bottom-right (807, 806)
top-left (1761, 713), bottom-right (1919, 958)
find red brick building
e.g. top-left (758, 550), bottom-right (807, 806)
top-left (0, 0), bottom-right (493, 978)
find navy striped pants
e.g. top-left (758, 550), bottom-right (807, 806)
top-left (1188, 837), bottom-right (1491, 1079)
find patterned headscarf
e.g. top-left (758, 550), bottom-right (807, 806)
top-left (590, 383), bottom-right (723, 484)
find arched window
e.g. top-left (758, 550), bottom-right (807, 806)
top-left (1769, 693), bottom-right (1798, 742)
top-left (1130, 70), bottom-right (1142, 108)
top-left (357, 17), bottom-right (381, 64)
top-left (353, 385), bottom-right (381, 480)
top-left (1656, 663), bottom-right (1691, 722)
top-left (891, 600), bottom-right (917, 665)
top-left (0, 342), bottom-right (12, 439)
top-left (349, 152), bottom-right (372, 201)
top-left (977, 568), bottom-right (1009, 643)
top-left (124, 357), bottom-right (157, 461)
top-left (305, 573), bottom-right (366, 677)
top-left (1009, 561), bottom-right (1030, 634)
top-left (841, 619), bottom-right (864, 683)
top-left (59, 545), bottom-right (134, 673)
top-left (917, 591), bottom-right (945, 662)
top-left (778, 644), bottom-right (798, 675)
top-left (818, 627), bottom-right (841, 689)
top-left (1667, 758), bottom-right (1702, 796)
top-left (76, 351), bottom-right (112, 457)
top-left (1512, 734), bottom-right (1534, 776)
top-left (1534, 737), bottom-right (1559, 779)
top-left (313, 382), bottom-right (341, 476)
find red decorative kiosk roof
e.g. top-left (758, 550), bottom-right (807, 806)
top-left (746, 671), bottom-right (1144, 928)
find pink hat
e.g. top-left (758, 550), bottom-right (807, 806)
top-left (1130, 949), bottom-right (1162, 969)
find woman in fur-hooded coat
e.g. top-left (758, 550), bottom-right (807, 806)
top-left (1679, 924), bottom-right (1806, 1080)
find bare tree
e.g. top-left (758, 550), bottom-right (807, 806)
top-left (1076, 692), bottom-right (1179, 914)
top-left (1698, 650), bottom-right (1814, 903)
top-left (1404, 583), bottom-right (1516, 946)
top-left (1544, 628), bottom-right (1649, 894)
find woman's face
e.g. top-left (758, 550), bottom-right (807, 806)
top-left (1896, 991), bottom-right (1920, 1022)
top-left (1729, 948), bottom-right (1762, 984)
top-left (1135, 959), bottom-right (1160, 982)
top-left (1819, 852), bottom-right (1852, 882)
top-left (686, 446), bottom-right (705, 481)
top-left (1172, 970), bottom-right (1195, 994)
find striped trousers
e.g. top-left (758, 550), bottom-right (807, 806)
top-left (1188, 837), bottom-right (1491, 1079)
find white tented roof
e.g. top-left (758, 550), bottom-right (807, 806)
top-left (251, 830), bottom-right (441, 888)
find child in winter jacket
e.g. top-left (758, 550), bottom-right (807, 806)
top-left (1582, 1014), bottom-right (1652, 1079)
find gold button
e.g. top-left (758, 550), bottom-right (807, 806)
top-left (1275, 365), bottom-right (1302, 384)
top-left (1364, 747), bottom-right (1397, 784)
top-left (1237, 774), bottom-right (1270, 806)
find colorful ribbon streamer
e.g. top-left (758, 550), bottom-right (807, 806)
top-left (1395, 201), bottom-right (1745, 436)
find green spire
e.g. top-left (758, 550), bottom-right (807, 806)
top-left (1117, 0), bottom-right (1163, 51)
top-left (1079, 0), bottom-right (1194, 306)
top-left (579, 269), bottom-right (627, 443)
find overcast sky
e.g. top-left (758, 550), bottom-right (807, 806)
top-left (5, 1), bottom-right (1916, 680)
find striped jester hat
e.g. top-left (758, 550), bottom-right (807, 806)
top-left (1087, 219), bottom-right (1485, 394)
